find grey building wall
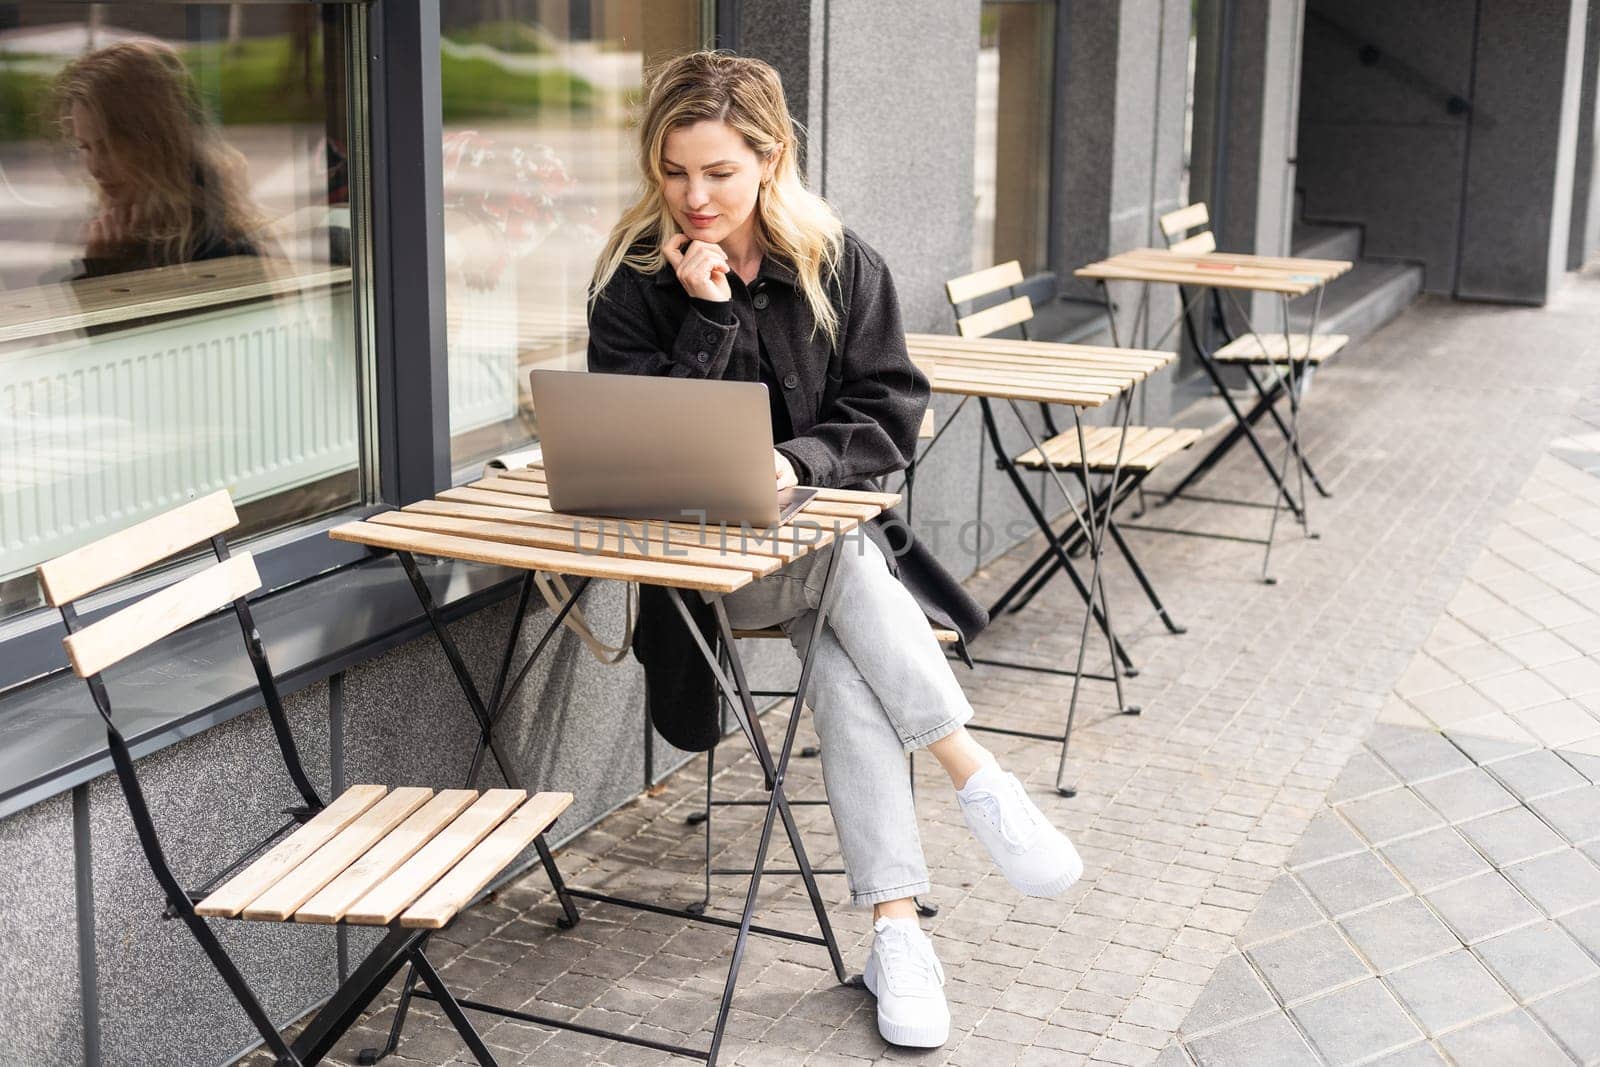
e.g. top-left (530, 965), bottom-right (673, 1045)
top-left (1297, 1), bottom-right (1476, 292)
top-left (1458, 0), bottom-right (1591, 303)
top-left (1567, 0), bottom-right (1600, 269)
top-left (1298, 0), bottom-right (1592, 303)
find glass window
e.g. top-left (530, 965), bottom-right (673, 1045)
top-left (0, 3), bottom-right (368, 622)
top-left (973, 0), bottom-right (1055, 275)
top-left (441, 0), bottom-right (706, 470)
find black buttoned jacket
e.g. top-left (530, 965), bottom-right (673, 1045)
top-left (587, 229), bottom-right (987, 751)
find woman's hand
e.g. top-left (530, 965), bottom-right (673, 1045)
top-left (774, 450), bottom-right (798, 491)
top-left (664, 233), bottom-right (731, 302)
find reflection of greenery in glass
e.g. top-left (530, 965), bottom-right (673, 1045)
top-left (440, 50), bottom-right (594, 119)
top-left (188, 38), bottom-right (326, 125)
top-left (0, 56), bottom-right (56, 141)
top-left (442, 20), bottom-right (554, 55)
top-left (0, 33), bottom-right (595, 143)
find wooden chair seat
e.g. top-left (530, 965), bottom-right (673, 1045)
top-left (1013, 425), bottom-right (1203, 474)
top-left (195, 785), bottom-right (572, 929)
top-left (1212, 332), bottom-right (1348, 365)
top-left (732, 624), bottom-right (961, 644)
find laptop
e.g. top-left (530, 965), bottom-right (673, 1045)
top-left (528, 370), bottom-right (817, 526)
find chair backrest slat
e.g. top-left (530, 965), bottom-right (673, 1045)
top-left (957, 295), bottom-right (1033, 338)
top-left (1159, 202), bottom-right (1210, 238)
top-left (63, 551), bottom-right (261, 678)
top-left (38, 490), bottom-right (239, 606)
top-left (1168, 230), bottom-right (1217, 256)
top-left (945, 261), bottom-right (1026, 305)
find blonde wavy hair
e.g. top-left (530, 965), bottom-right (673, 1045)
top-left (590, 51), bottom-right (845, 346)
top-left (55, 40), bottom-right (268, 265)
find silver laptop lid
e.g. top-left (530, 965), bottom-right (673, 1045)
top-left (529, 370), bottom-right (802, 526)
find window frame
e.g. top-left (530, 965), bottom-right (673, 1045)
top-left (0, 0), bottom-right (725, 693)
top-left (0, 0), bottom-right (446, 691)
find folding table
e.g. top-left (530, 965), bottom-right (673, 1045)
top-left (899, 337), bottom-right (1174, 794)
top-left (329, 476), bottom-right (895, 1065)
top-left (1074, 248), bottom-right (1351, 579)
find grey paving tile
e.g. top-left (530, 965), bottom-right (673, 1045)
top-left (1515, 699), bottom-right (1600, 748)
top-left (1338, 897), bottom-right (1461, 974)
top-left (1425, 873), bottom-right (1544, 944)
top-left (1474, 670), bottom-right (1567, 713)
top-left (1371, 733), bottom-right (1474, 785)
top-left (1238, 878), bottom-right (1324, 949)
top-left (1498, 630), bottom-right (1586, 669)
top-left (1289, 977), bottom-right (1421, 1065)
top-left (1365, 1043), bottom-right (1448, 1066)
top-left (1434, 641), bottom-right (1522, 682)
top-left (1177, 954), bottom-right (1276, 1039)
top-left (1397, 655), bottom-right (1463, 698)
top-left (1527, 977), bottom-right (1600, 1065)
top-left (1245, 924), bottom-right (1371, 1005)
top-left (1409, 685), bottom-right (1502, 729)
top-left (1458, 807), bottom-right (1568, 866)
top-left (1288, 811), bottom-right (1367, 870)
top-left (1473, 921), bottom-right (1600, 1000)
top-left (1386, 950), bottom-right (1515, 1034)
top-left (1504, 848), bottom-right (1600, 917)
top-left (1184, 1012), bottom-right (1318, 1067)
top-left (1436, 1009), bottom-right (1573, 1065)
top-left (1329, 752), bottom-right (1401, 804)
top-left (1412, 768), bottom-right (1519, 824)
top-left (1381, 828), bottom-right (1494, 893)
top-left (1561, 749), bottom-right (1600, 784)
top-left (1537, 655), bottom-right (1600, 697)
top-left (1529, 784), bottom-right (1600, 843)
top-left (1339, 788), bottom-right (1445, 845)
top-left (1295, 851), bottom-right (1409, 919)
top-left (1483, 748), bottom-right (1591, 802)
top-left (1445, 725), bottom-right (1542, 766)
top-left (1560, 902), bottom-right (1600, 956)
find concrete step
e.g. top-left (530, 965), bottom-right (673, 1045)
top-left (1292, 219), bottom-right (1362, 262)
top-left (1290, 259), bottom-right (1423, 343)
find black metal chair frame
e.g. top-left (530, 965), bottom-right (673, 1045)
top-left (52, 532), bottom-right (518, 1066)
top-left (899, 276), bottom-right (1166, 796)
top-left (1113, 275), bottom-right (1329, 582)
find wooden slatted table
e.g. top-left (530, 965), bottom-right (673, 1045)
top-left (1075, 246), bottom-right (1354, 579)
top-left (329, 473), bottom-right (894, 1066)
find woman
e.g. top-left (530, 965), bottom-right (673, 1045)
top-left (56, 40), bottom-right (267, 277)
top-left (588, 51), bottom-right (1082, 1049)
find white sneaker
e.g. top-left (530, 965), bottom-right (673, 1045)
top-left (957, 763), bottom-right (1084, 897)
top-left (863, 917), bottom-right (950, 1048)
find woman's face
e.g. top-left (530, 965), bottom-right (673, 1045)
top-left (70, 101), bottom-right (131, 202)
top-left (660, 120), bottom-right (773, 250)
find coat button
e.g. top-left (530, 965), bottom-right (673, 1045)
top-left (696, 351), bottom-right (710, 364)
top-left (752, 292), bottom-right (770, 310)
top-left (782, 372), bottom-right (799, 389)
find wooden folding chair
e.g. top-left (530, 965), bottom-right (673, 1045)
top-left (39, 491), bottom-right (573, 1066)
top-left (1156, 202), bottom-right (1347, 513)
top-left (937, 261), bottom-right (1198, 636)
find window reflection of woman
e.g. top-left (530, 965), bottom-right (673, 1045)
top-left (55, 40), bottom-right (267, 277)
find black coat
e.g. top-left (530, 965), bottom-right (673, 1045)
top-left (587, 229), bottom-right (987, 751)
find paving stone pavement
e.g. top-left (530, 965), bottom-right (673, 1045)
top-left (245, 277), bottom-right (1600, 1067)
top-left (1169, 447), bottom-right (1600, 1067)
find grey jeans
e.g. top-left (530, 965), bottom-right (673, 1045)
top-left (719, 530), bottom-right (974, 906)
